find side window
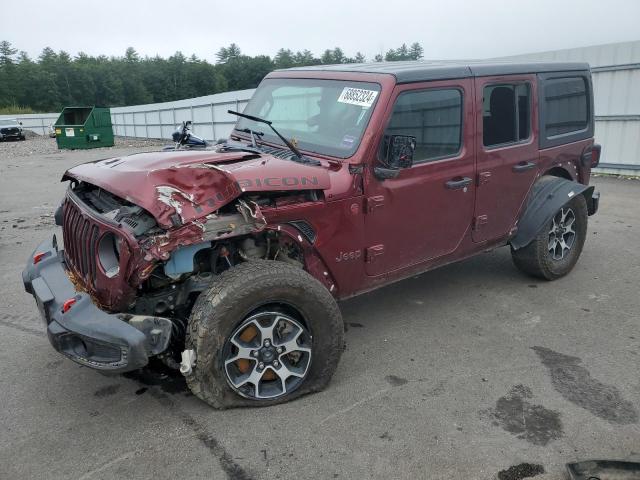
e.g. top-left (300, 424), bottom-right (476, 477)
top-left (543, 77), bottom-right (588, 137)
top-left (381, 89), bottom-right (463, 163)
top-left (483, 83), bottom-right (531, 147)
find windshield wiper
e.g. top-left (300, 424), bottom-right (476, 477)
top-left (228, 110), bottom-right (320, 165)
top-left (239, 127), bottom-right (264, 148)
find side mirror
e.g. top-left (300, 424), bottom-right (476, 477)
top-left (374, 135), bottom-right (416, 180)
top-left (19, 121), bottom-right (23, 125)
top-left (387, 135), bottom-right (416, 169)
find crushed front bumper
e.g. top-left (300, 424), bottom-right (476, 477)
top-left (22, 236), bottom-right (172, 374)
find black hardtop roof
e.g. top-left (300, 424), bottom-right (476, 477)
top-left (278, 60), bottom-right (591, 83)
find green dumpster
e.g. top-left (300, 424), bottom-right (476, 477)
top-left (54, 106), bottom-right (114, 149)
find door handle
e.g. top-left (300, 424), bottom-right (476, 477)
top-left (512, 161), bottom-right (537, 173)
top-left (445, 177), bottom-right (472, 190)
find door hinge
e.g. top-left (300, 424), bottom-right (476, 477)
top-left (365, 195), bottom-right (385, 213)
top-left (365, 244), bottom-right (385, 263)
top-left (477, 171), bottom-right (491, 186)
top-left (473, 215), bottom-right (488, 231)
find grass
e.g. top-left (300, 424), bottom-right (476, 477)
top-left (0, 104), bottom-right (36, 115)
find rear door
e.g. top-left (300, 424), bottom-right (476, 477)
top-left (472, 75), bottom-right (539, 243)
top-left (363, 78), bottom-right (476, 276)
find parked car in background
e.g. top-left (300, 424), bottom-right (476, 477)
top-left (23, 61), bottom-right (600, 408)
top-left (0, 118), bottom-right (26, 141)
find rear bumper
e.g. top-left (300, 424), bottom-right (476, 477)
top-left (22, 237), bottom-right (172, 374)
top-left (588, 190), bottom-right (600, 216)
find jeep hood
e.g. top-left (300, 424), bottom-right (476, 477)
top-left (64, 150), bottom-right (331, 229)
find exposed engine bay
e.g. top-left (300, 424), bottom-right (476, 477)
top-left (64, 180), bottom-right (317, 369)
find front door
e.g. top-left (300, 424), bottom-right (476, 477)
top-left (364, 79), bottom-right (476, 277)
top-left (472, 75), bottom-right (540, 243)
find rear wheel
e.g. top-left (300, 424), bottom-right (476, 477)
top-left (185, 260), bottom-right (343, 408)
top-left (511, 194), bottom-right (588, 280)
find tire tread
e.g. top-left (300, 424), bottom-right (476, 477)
top-left (185, 260), bottom-right (343, 409)
top-left (511, 194), bottom-right (588, 280)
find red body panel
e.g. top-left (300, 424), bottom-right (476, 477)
top-left (538, 140), bottom-right (592, 184)
top-left (472, 74), bottom-right (540, 243)
top-left (362, 78), bottom-right (476, 277)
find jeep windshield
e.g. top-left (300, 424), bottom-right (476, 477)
top-left (234, 78), bottom-right (381, 159)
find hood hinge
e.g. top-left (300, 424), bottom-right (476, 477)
top-left (473, 215), bottom-right (489, 231)
top-left (365, 244), bottom-right (385, 263)
top-left (365, 195), bottom-right (385, 214)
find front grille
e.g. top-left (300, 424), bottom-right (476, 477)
top-left (62, 198), bottom-right (102, 288)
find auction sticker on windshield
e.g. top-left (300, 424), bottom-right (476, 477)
top-left (337, 87), bottom-right (378, 108)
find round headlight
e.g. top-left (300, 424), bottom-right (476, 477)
top-left (98, 232), bottom-right (121, 278)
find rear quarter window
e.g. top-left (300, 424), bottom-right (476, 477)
top-left (538, 72), bottom-right (594, 149)
top-left (544, 77), bottom-right (588, 136)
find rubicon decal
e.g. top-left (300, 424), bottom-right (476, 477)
top-left (238, 176), bottom-right (320, 189)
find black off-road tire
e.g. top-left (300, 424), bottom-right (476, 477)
top-left (511, 194), bottom-right (588, 280)
top-left (185, 260), bottom-right (344, 408)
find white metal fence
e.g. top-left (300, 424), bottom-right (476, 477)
top-left (0, 113), bottom-right (59, 135)
top-left (108, 89), bottom-right (255, 141)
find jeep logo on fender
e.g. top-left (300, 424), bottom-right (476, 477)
top-left (237, 176), bottom-right (319, 189)
top-left (336, 250), bottom-right (362, 263)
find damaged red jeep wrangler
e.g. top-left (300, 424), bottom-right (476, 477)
top-left (23, 61), bottom-right (600, 407)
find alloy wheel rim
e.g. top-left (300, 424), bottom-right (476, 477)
top-left (548, 207), bottom-right (576, 260)
top-left (223, 311), bottom-right (312, 400)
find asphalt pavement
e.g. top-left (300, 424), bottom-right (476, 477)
top-left (1, 137), bottom-right (639, 479)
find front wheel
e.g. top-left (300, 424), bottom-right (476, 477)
top-left (511, 194), bottom-right (588, 280)
top-left (185, 260), bottom-right (344, 408)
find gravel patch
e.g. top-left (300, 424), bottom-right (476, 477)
top-left (0, 135), bottom-right (167, 161)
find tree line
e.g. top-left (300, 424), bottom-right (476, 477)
top-left (0, 40), bottom-right (424, 113)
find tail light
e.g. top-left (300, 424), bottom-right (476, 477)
top-left (582, 144), bottom-right (602, 168)
top-left (590, 144), bottom-right (602, 167)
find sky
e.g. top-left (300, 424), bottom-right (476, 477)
top-left (3, 0), bottom-right (640, 62)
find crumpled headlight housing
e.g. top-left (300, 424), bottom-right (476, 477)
top-left (98, 232), bottom-right (121, 278)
